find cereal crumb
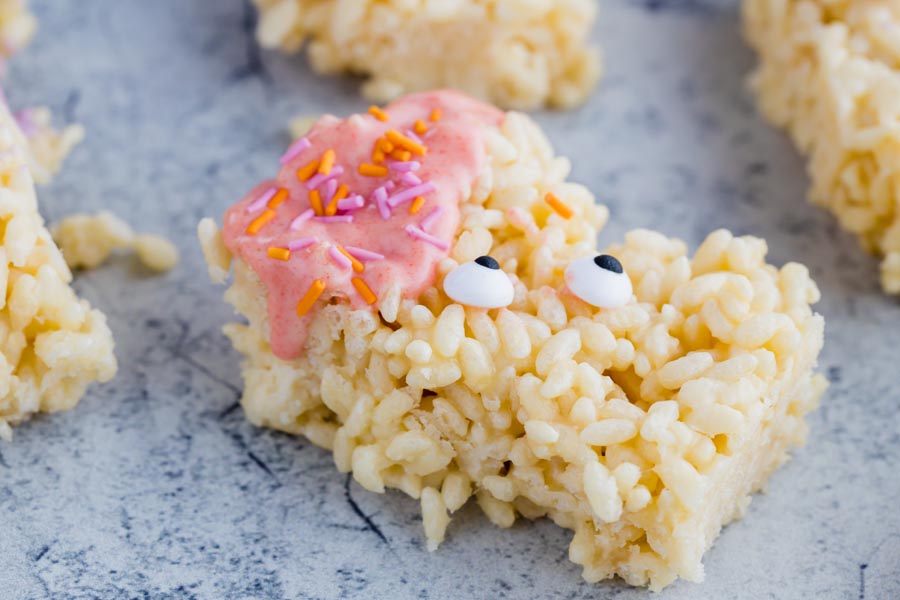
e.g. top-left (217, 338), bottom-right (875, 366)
top-left (134, 234), bottom-right (179, 272)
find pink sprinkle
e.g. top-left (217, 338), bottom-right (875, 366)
top-left (388, 161), bottom-right (420, 173)
top-left (305, 166), bottom-right (344, 190)
top-left (337, 194), bottom-right (365, 211)
top-left (388, 182), bottom-right (436, 208)
top-left (322, 178), bottom-right (338, 202)
top-left (345, 246), bottom-right (385, 261)
top-left (314, 215), bottom-right (353, 224)
top-left (289, 208), bottom-right (315, 230)
top-left (385, 180), bottom-right (396, 191)
top-left (288, 236), bottom-right (318, 251)
top-left (247, 187), bottom-right (277, 213)
top-left (280, 137), bottom-right (311, 164)
top-left (401, 172), bottom-right (422, 186)
top-left (329, 245), bottom-right (352, 269)
top-left (420, 207), bottom-right (445, 232)
top-left (373, 186), bottom-right (391, 220)
top-left (405, 130), bottom-right (423, 145)
top-left (404, 225), bottom-right (449, 251)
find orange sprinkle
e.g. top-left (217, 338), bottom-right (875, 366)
top-left (297, 279), bottom-right (326, 317)
top-left (545, 192), bottom-right (574, 219)
top-left (352, 277), bottom-right (377, 305)
top-left (414, 120), bottom-right (428, 135)
top-left (267, 188), bottom-right (289, 209)
top-left (246, 209), bottom-right (275, 235)
top-left (267, 247), bottom-right (291, 261)
top-left (309, 189), bottom-right (324, 215)
top-left (318, 149), bottom-right (336, 175)
top-left (385, 129), bottom-right (427, 156)
top-left (325, 184), bottom-right (349, 216)
top-left (359, 163), bottom-right (389, 177)
top-left (390, 149), bottom-right (412, 162)
top-left (297, 159), bottom-right (320, 182)
top-left (372, 148), bottom-right (386, 164)
top-left (379, 139), bottom-right (395, 153)
top-left (430, 108), bottom-right (442, 122)
top-left (409, 196), bottom-right (425, 215)
top-left (368, 105), bottom-right (389, 122)
top-left (337, 246), bottom-right (365, 273)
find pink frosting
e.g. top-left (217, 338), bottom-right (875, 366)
top-left (222, 90), bottom-right (503, 360)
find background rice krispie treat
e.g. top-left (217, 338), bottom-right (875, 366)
top-left (0, 92), bottom-right (117, 440)
top-left (743, 0), bottom-right (900, 293)
top-left (253, 0), bottom-right (601, 110)
top-left (0, 0), bottom-right (35, 61)
top-left (200, 91), bottom-right (826, 590)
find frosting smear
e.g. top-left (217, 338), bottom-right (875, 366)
top-left (222, 91), bottom-right (503, 360)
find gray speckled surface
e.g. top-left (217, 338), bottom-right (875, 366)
top-left (1, 1), bottom-right (898, 598)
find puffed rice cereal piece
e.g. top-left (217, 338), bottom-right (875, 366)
top-left (200, 91), bottom-right (826, 591)
top-left (0, 93), bottom-right (117, 439)
top-left (253, 0), bottom-right (601, 110)
top-left (744, 0), bottom-right (900, 293)
top-left (0, 0), bottom-right (35, 60)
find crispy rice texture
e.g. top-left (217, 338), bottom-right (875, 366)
top-left (744, 0), bottom-right (900, 293)
top-left (252, 0), bottom-right (601, 110)
top-left (0, 99), bottom-right (117, 439)
top-left (201, 110), bottom-right (826, 591)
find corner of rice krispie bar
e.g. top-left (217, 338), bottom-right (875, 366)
top-left (252, 0), bottom-right (601, 110)
top-left (0, 93), bottom-right (117, 440)
top-left (743, 0), bottom-right (900, 294)
top-left (200, 90), bottom-right (826, 590)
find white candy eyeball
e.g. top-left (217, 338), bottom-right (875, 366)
top-left (565, 254), bottom-right (633, 309)
top-left (444, 256), bottom-right (514, 308)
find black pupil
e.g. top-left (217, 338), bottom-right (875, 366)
top-left (593, 254), bottom-right (623, 273)
top-left (475, 256), bottom-right (500, 270)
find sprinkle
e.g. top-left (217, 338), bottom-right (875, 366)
top-left (420, 206), bottom-right (445, 232)
top-left (404, 224), bottom-right (449, 251)
top-left (318, 149), bottom-right (336, 175)
top-left (336, 246), bottom-right (365, 272)
top-left (351, 277), bottom-right (377, 305)
top-left (296, 159), bottom-right (320, 182)
top-left (372, 148), bottom-right (385, 164)
top-left (246, 187), bottom-right (277, 213)
top-left (329, 245), bottom-right (353, 269)
top-left (321, 179), bottom-right (338, 205)
top-left (326, 183), bottom-right (349, 216)
top-left (345, 246), bottom-right (385, 261)
top-left (246, 209), bottom-right (275, 235)
top-left (430, 109), bottom-right (442, 122)
top-left (337, 194), bottom-right (365, 211)
top-left (313, 215), bottom-right (353, 224)
top-left (414, 120), bottom-right (428, 135)
top-left (401, 172), bottom-right (422, 186)
top-left (388, 182), bottom-right (436, 208)
top-left (280, 137), bottom-right (311, 164)
top-left (267, 247), bottom-right (291, 261)
top-left (388, 160), bottom-right (420, 173)
top-left (409, 196), bottom-right (425, 215)
top-left (305, 165), bottom-right (344, 190)
top-left (290, 209), bottom-right (315, 230)
top-left (374, 186), bottom-right (391, 220)
top-left (390, 149), bottom-right (412, 162)
top-left (297, 280), bottom-right (326, 317)
top-left (384, 180), bottom-right (396, 191)
top-left (359, 163), bottom-right (389, 177)
top-left (386, 130), bottom-right (427, 156)
top-left (545, 192), bottom-right (574, 219)
top-left (267, 188), bottom-right (289, 209)
top-left (288, 236), bottom-right (318, 251)
top-left (368, 106), bottom-right (389, 122)
top-left (309, 189), bottom-right (324, 215)
top-left (379, 139), bottom-right (395, 153)
top-left (405, 130), bottom-right (424, 145)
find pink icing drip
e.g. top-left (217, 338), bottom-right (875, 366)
top-left (222, 91), bottom-right (503, 359)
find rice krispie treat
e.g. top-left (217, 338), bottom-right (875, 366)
top-left (743, 0), bottom-right (900, 293)
top-left (0, 0), bottom-right (35, 61)
top-left (0, 95), bottom-right (117, 440)
top-left (253, 0), bottom-right (601, 110)
top-left (199, 91), bottom-right (826, 590)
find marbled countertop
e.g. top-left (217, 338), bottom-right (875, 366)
top-left (1, 1), bottom-right (898, 598)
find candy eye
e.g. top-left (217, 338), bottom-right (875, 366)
top-left (444, 255), bottom-right (514, 308)
top-left (565, 254), bottom-right (633, 309)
